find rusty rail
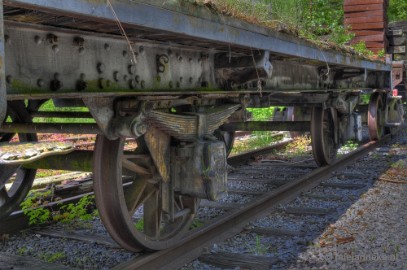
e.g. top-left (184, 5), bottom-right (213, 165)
top-left (114, 135), bottom-right (390, 270)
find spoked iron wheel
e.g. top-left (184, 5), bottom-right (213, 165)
top-left (368, 92), bottom-right (385, 140)
top-left (93, 135), bottom-right (199, 251)
top-left (0, 101), bottom-right (37, 219)
top-left (311, 107), bottom-right (337, 166)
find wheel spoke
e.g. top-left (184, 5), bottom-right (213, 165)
top-left (143, 189), bottom-right (161, 239)
top-left (0, 165), bottom-right (20, 188)
top-left (0, 188), bottom-right (9, 206)
top-left (122, 156), bottom-right (151, 176)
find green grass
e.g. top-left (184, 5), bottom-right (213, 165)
top-left (34, 100), bottom-right (94, 124)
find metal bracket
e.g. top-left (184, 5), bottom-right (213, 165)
top-left (392, 61), bottom-right (404, 90)
top-left (0, 1), bottom-right (6, 125)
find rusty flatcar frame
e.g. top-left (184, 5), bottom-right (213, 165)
top-left (0, 0), bottom-right (403, 252)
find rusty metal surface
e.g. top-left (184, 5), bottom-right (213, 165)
top-left (0, 141), bottom-right (74, 164)
top-left (114, 136), bottom-right (388, 270)
top-left (0, 122), bottom-right (102, 134)
top-left (392, 61), bottom-right (404, 89)
top-left (2, 0), bottom-right (391, 72)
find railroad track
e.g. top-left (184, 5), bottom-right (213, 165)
top-left (0, 130), bottom-right (403, 269)
top-left (114, 132), bottom-right (398, 270)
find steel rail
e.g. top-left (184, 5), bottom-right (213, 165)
top-left (114, 135), bottom-right (391, 270)
top-left (4, 0), bottom-right (390, 71)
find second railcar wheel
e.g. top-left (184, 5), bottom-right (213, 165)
top-left (93, 135), bottom-right (199, 251)
top-left (368, 92), bottom-right (385, 141)
top-left (311, 107), bottom-right (337, 166)
top-left (0, 102), bottom-right (37, 219)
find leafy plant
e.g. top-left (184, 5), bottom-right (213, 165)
top-left (21, 193), bottom-right (98, 226)
top-left (388, 0), bottom-right (407, 22)
top-left (39, 251), bottom-right (66, 263)
top-left (20, 190), bottom-right (53, 225)
top-left (352, 41), bottom-right (374, 57)
top-left (54, 195), bottom-right (98, 224)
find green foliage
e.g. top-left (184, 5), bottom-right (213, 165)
top-left (190, 219), bottom-right (204, 229)
top-left (21, 193), bottom-right (98, 226)
top-left (34, 100), bottom-right (94, 124)
top-left (55, 195), bottom-right (97, 224)
top-left (285, 135), bottom-right (311, 156)
top-left (249, 235), bottom-right (268, 255)
top-left (247, 107), bottom-right (277, 121)
top-left (351, 41), bottom-right (374, 57)
top-left (135, 218), bottom-right (144, 231)
top-left (340, 140), bottom-right (359, 153)
top-left (262, 0), bottom-right (353, 45)
top-left (20, 190), bottom-right (53, 225)
top-left (377, 49), bottom-right (385, 58)
top-left (388, 0), bottom-right (407, 22)
top-left (39, 251), bottom-right (66, 263)
top-left (231, 132), bottom-right (283, 155)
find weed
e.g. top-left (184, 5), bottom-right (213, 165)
top-left (190, 219), bottom-right (204, 229)
top-left (390, 159), bottom-right (407, 169)
top-left (230, 131), bottom-right (282, 155)
top-left (39, 251), bottom-right (66, 263)
top-left (18, 247), bottom-right (27, 255)
top-left (285, 135), bottom-right (311, 156)
top-left (352, 41), bottom-right (374, 57)
top-left (135, 218), bottom-right (144, 231)
top-left (21, 193), bottom-right (98, 227)
top-left (20, 190), bottom-right (54, 225)
top-left (249, 235), bottom-right (268, 255)
top-left (54, 195), bottom-right (98, 226)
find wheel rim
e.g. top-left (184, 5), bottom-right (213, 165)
top-left (93, 135), bottom-right (199, 251)
top-left (311, 107), bottom-right (337, 166)
top-left (368, 93), bottom-right (384, 140)
top-left (0, 102), bottom-right (37, 219)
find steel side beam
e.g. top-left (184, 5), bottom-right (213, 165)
top-left (0, 123), bottom-right (102, 134)
top-left (4, 0), bottom-right (390, 71)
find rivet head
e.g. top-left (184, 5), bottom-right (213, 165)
top-left (129, 79), bottom-right (137, 89)
top-left (52, 45), bottom-right (59, 53)
top-left (34, 35), bottom-right (42, 45)
top-left (99, 78), bottom-right (111, 89)
top-left (37, 79), bottom-right (45, 87)
top-left (46, 34), bottom-right (58, 44)
top-left (113, 71), bottom-right (120, 82)
top-left (128, 65), bottom-right (136, 75)
top-left (6, 75), bottom-right (12, 84)
top-left (97, 63), bottom-right (105, 74)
